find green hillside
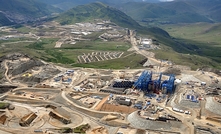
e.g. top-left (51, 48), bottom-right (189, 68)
top-left (165, 12), bottom-right (211, 23)
top-left (161, 23), bottom-right (221, 68)
top-left (36, 0), bottom-right (157, 10)
top-left (0, 1), bottom-right (219, 70)
top-left (163, 0), bottom-right (221, 22)
top-left (123, 3), bottom-right (175, 20)
top-left (2, 1), bottom-right (172, 39)
top-left (0, 13), bottom-right (14, 26)
top-left (120, 1), bottom-right (215, 24)
top-left (0, 0), bottom-right (61, 26)
top-left (161, 1), bottom-right (196, 13)
top-left (55, 2), bottom-right (215, 57)
top-left (0, 0), bottom-right (61, 17)
top-left (55, 2), bottom-right (172, 39)
top-left (55, 2), bottom-right (141, 29)
top-left (208, 5), bottom-right (221, 21)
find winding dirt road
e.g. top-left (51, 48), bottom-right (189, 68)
top-left (4, 60), bottom-right (12, 83)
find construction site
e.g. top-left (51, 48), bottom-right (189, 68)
top-left (0, 56), bottom-right (220, 134)
top-left (0, 21), bottom-right (220, 134)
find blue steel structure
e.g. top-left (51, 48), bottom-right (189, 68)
top-left (133, 70), bottom-right (152, 92)
top-left (153, 73), bottom-right (162, 91)
top-left (134, 70), bottom-right (175, 94)
top-left (161, 75), bottom-right (175, 93)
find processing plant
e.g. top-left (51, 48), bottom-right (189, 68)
top-left (133, 70), bottom-right (175, 94)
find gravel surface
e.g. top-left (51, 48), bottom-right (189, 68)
top-left (127, 111), bottom-right (172, 130)
top-left (179, 99), bottom-right (200, 108)
top-left (205, 97), bottom-right (221, 115)
top-left (181, 74), bottom-right (201, 83)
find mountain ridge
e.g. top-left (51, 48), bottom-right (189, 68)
top-left (37, 0), bottom-right (160, 10)
top-left (55, 2), bottom-right (142, 29)
top-left (120, 1), bottom-right (215, 24)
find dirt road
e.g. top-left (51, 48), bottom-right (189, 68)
top-left (129, 30), bottom-right (162, 66)
top-left (4, 60), bottom-right (12, 83)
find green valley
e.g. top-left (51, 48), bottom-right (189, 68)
top-left (159, 23), bottom-right (221, 68)
top-left (0, 1), bottom-right (221, 70)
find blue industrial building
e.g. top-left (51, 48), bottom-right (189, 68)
top-left (133, 70), bottom-right (175, 94)
top-left (152, 73), bottom-right (162, 93)
top-left (133, 70), bottom-right (152, 92)
top-left (161, 75), bottom-right (175, 93)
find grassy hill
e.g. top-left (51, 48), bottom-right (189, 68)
top-left (55, 2), bottom-right (171, 38)
top-left (0, 1), bottom-right (219, 70)
top-left (122, 3), bottom-right (175, 20)
top-left (0, 12), bottom-right (14, 26)
top-left (37, 0), bottom-right (96, 10)
top-left (208, 5), bottom-right (221, 21)
top-left (120, 0), bottom-right (219, 24)
top-left (162, 1), bottom-right (196, 13)
top-left (36, 0), bottom-right (158, 10)
top-left (160, 22), bottom-right (221, 69)
top-left (54, 2), bottom-right (221, 70)
top-left (37, 0), bottom-right (221, 24)
top-left (171, 0), bottom-right (221, 22)
top-left (55, 2), bottom-right (141, 29)
top-left (0, 0), bottom-right (61, 26)
top-left (0, 0), bottom-right (61, 17)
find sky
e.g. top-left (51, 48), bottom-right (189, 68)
top-left (159, 0), bottom-right (174, 2)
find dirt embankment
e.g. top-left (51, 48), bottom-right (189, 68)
top-left (0, 53), bottom-right (43, 76)
top-left (0, 53), bottom-right (60, 85)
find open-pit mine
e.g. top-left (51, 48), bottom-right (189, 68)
top-left (0, 21), bottom-right (220, 134)
top-left (0, 51), bottom-right (220, 134)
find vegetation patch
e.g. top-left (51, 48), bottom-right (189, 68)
top-left (158, 23), bottom-right (221, 69)
top-left (45, 50), bottom-right (74, 64)
top-left (15, 25), bottom-right (35, 34)
top-left (27, 42), bottom-right (46, 50)
top-left (0, 102), bottom-right (10, 109)
top-left (62, 41), bottom-right (131, 51)
top-left (153, 49), bottom-right (220, 70)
